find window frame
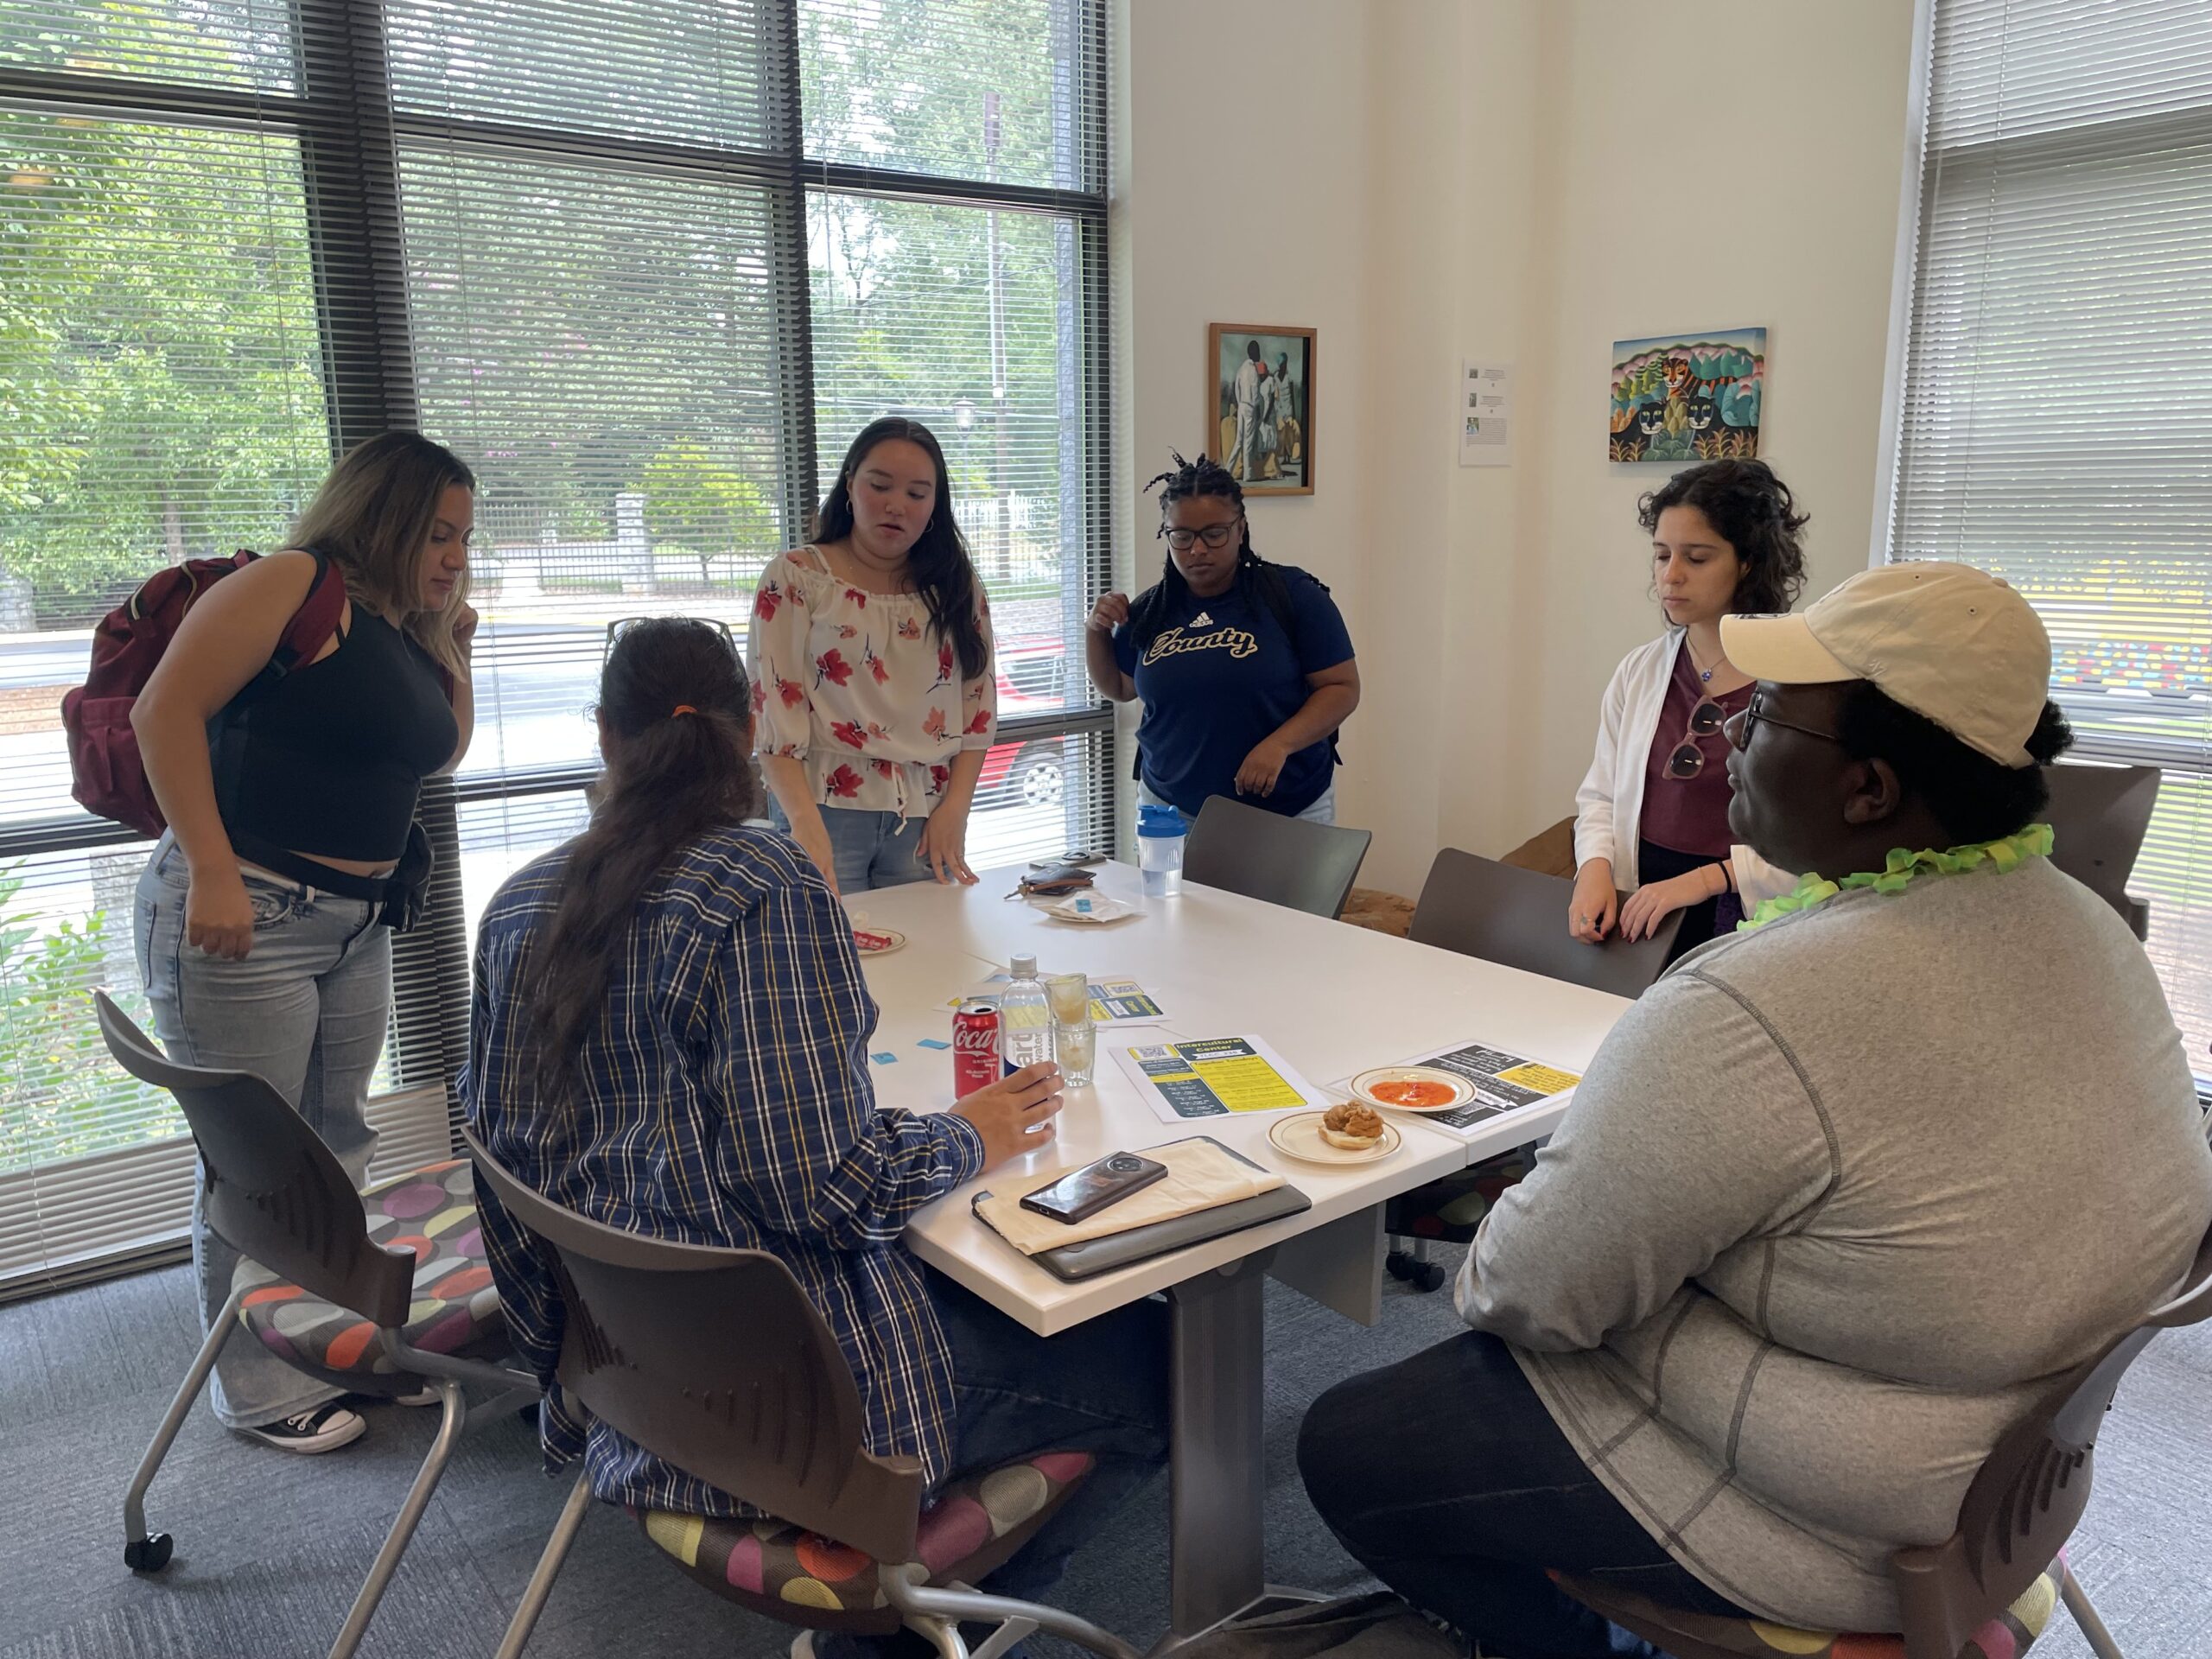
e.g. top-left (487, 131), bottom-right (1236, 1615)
top-left (1877, 0), bottom-right (2212, 1097)
top-left (0, 0), bottom-right (1115, 1288)
top-left (1878, 0), bottom-right (2212, 778)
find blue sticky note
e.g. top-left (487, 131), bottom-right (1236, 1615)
top-left (871, 1052), bottom-right (898, 1065)
top-left (916, 1038), bottom-right (951, 1050)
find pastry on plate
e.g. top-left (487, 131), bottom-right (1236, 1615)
top-left (1319, 1101), bottom-right (1386, 1150)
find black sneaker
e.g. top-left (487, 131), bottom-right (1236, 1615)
top-left (237, 1402), bottom-right (367, 1453)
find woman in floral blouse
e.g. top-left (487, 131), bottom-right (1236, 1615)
top-left (748, 417), bottom-right (997, 894)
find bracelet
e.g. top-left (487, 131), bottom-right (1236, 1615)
top-left (1711, 863), bottom-right (1731, 898)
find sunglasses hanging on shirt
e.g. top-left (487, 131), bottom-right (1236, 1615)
top-left (1666, 698), bottom-right (1728, 780)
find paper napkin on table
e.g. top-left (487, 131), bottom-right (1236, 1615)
top-left (973, 1136), bottom-right (1285, 1255)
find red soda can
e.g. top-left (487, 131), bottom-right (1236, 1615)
top-left (952, 998), bottom-right (1001, 1099)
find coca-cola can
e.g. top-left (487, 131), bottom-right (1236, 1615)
top-left (952, 999), bottom-right (1001, 1099)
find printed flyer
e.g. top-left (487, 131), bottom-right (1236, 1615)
top-left (1109, 1034), bottom-right (1325, 1124)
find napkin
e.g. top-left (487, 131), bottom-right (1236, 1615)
top-left (974, 1136), bottom-right (1285, 1255)
top-left (1040, 891), bottom-right (1141, 925)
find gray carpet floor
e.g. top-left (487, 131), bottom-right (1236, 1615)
top-left (2, 1251), bottom-right (2208, 1658)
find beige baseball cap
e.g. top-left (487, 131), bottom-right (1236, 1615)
top-left (1719, 562), bottom-right (2050, 768)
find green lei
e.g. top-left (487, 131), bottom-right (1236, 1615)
top-left (1738, 823), bottom-right (2054, 931)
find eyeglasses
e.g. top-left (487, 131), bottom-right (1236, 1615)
top-left (602, 615), bottom-right (737, 662)
top-left (1159, 518), bottom-right (1243, 551)
top-left (1726, 689), bottom-right (1847, 752)
top-left (1665, 697), bottom-right (1730, 779)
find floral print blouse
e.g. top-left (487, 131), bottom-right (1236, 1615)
top-left (746, 545), bottom-right (998, 817)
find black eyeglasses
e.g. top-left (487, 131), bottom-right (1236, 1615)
top-left (602, 615), bottom-right (737, 662)
top-left (1159, 518), bottom-right (1243, 551)
top-left (1727, 689), bottom-right (1847, 751)
top-left (1665, 697), bottom-right (1729, 779)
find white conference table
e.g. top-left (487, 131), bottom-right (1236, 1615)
top-left (855, 860), bottom-right (1629, 1643)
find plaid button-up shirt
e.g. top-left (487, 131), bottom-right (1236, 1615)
top-left (461, 825), bottom-right (984, 1516)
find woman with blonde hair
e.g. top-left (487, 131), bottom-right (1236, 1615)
top-left (131, 429), bottom-right (479, 1452)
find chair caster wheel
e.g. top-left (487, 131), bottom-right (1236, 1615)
top-left (1385, 1250), bottom-right (1413, 1281)
top-left (125, 1533), bottom-right (174, 1573)
top-left (1412, 1263), bottom-right (1447, 1294)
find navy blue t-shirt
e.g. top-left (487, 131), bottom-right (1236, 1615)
top-left (1112, 567), bottom-right (1354, 817)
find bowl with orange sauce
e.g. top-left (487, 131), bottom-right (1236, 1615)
top-left (1349, 1065), bottom-right (1475, 1114)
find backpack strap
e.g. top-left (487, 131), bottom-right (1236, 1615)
top-left (211, 550), bottom-right (346, 825)
top-left (269, 548), bottom-right (345, 676)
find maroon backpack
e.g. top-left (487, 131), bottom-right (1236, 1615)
top-left (61, 549), bottom-right (346, 837)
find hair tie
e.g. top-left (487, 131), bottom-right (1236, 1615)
top-left (671, 704), bottom-right (698, 718)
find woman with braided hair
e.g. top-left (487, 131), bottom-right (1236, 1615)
top-left (1084, 452), bottom-right (1358, 823)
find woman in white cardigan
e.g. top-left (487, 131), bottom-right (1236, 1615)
top-left (1570, 461), bottom-right (1803, 955)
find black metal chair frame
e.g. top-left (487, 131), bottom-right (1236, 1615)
top-left (95, 991), bottom-right (538, 1659)
top-left (463, 1126), bottom-right (1143, 1659)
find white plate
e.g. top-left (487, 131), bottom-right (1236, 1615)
top-left (1267, 1110), bottom-right (1402, 1166)
top-left (1349, 1065), bottom-right (1475, 1114)
top-left (853, 926), bottom-right (906, 957)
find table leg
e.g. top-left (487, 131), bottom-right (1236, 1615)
top-left (1165, 1254), bottom-right (1270, 1641)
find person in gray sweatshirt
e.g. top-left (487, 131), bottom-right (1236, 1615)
top-left (1300, 562), bottom-right (2212, 1656)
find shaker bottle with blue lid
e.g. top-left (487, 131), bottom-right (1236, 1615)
top-left (1137, 804), bottom-right (1186, 899)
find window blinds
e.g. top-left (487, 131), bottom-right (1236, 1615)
top-left (1892, 0), bottom-right (2212, 1069)
top-left (0, 0), bottom-right (1113, 1300)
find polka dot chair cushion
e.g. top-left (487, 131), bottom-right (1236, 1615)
top-left (1552, 1556), bottom-right (2065, 1659)
top-left (638, 1451), bottom-right (1095, 1632)
top-left (232, 1158), bottom-right (505, 1394)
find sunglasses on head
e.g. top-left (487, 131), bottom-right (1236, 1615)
top-left (601, 614), bottom-right (738, 663)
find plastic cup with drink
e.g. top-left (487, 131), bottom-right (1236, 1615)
top-left (1046, 970), bottom-right (1096, 1087)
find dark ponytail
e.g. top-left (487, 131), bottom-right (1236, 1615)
top-left (1125, 449), bottom-right (1300, 655)
top-left (521, 617), bottom-right (761, 1103)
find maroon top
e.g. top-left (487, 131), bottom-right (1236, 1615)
top-left (1640, 645), bottom-right (1754, 860)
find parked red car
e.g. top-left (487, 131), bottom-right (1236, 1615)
top-left (977, 633), bottom-right (1070, 809)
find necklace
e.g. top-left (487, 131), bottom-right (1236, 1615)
top-left (1738, 823), bottom-right (2054, 931)
top-left (1684, 633), bottom-right (1725, 685)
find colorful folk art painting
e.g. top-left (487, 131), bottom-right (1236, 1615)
top-left (1609, 327), bottom-right (1765, 464)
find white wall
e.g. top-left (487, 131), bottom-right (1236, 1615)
top-left (1114, 0), bottom-right (1376, 848)
top-left (1502, 1), bottom-right (1917, 855)
top-left (1116, 0), bottom-right (1917, 895)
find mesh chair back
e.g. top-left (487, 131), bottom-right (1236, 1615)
top-left (1183, 796), bottom-right (1373, 919)
top-left (92, 989), bottom-right (411, 1326)
top-left (1408, 849), bottom-right (1681, 998)
top-left (463, 1126), bottom-right (928, 1565)
top-left (1891, 1219), bottom-right (2212, 1659)
top-left (2042, 762), bottom-right (2159, 937)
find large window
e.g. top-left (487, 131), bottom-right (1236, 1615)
top-left (1888, 0), bottom-right (2212, 1074)
top-left (0, 0), bottom-right (1110, 1295)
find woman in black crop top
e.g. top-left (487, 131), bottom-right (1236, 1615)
top-left (130, 432), bottom-right (478, 1454)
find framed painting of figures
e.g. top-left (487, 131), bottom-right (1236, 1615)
top-left (1208, 323), bottom-right (1316, 495)
top-left (1609, 327), bottom-right (1764, 464)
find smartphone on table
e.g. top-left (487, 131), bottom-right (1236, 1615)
top-left (1019, 1152), bottom-right (1169, 1224)
top-left (1031, 849), bottom-right (1106, 869)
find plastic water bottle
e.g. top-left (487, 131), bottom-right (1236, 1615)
top-left (1138, 804), bottom-right (1186, 899)
top-left (1000, 953), bottom-right (1053, 1076)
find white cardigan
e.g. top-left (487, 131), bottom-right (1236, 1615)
top-left (1573, 631), bottom-right (1794, 904)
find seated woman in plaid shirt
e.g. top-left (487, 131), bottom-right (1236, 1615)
top-left (463, 618), bottom-right (1168, 1658)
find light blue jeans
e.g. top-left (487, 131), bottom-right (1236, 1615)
top-left (773, 801), bottom-right (934, 893)
top-left (134, 835), bottom-right (392, 1429)
top-left (1138, 779), bottom-right (1338, 829)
